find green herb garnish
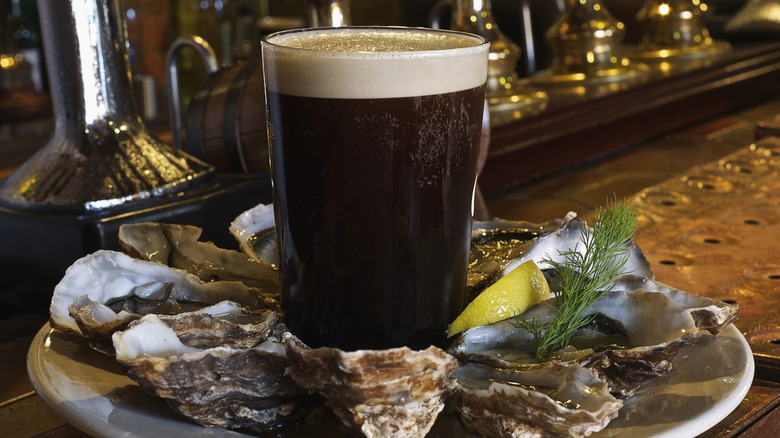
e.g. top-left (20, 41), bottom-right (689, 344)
top-left (515, 197), bottom-right (638, 362)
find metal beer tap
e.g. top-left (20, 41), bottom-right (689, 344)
top-left (431, 0), bottom-right (548, 126)
top-left (632, 0), bottom-right (731, 74)
top-left (529, 0), bottom-right (649, 100)
top-left (0, 0), bottom-right (215, 213)
top-left (303, 0), bottom-right (352, 27)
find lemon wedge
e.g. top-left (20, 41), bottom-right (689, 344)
top-left (447, 260), bottom-right (550, 337)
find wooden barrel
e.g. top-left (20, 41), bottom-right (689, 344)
top-left (185, 56), bottom-right (269, 174)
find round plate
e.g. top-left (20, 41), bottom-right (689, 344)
top-left (28, 323), bottom-right (753, 437)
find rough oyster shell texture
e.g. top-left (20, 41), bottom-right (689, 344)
top-left (451, 288), bottom-right (709, 399)
top-left (51, 249), bottom-right (277, 335)
top-left (112, 309), bottom-right (310, 431)
top-left (118, 222), bottom-right (279, 291)
top-left (453, 362), bottom-right (622, 438)
top-left (283, 333), bottom-right (458, 438)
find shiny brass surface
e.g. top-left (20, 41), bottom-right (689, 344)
top-left (632, 136), bottom-right (780, 363)
top-left (529, 0), bottom-right (649, 99)
top-left (726, 0), bottom-right (780, 35)
top-left (633, 0), bottom-right (731, 73)
top-left (0, 0), bottom-right (215, 213)
top-left (303, 0), bottom-right (352, 27)
top-left (443, 0), bottom-right (547, 126)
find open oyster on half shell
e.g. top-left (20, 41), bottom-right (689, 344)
top-left (467, 213), bottom-right (653, 303)
top-left (445, 211), bottom-right (739, 437)
top-left (50, 249), bottom-right (280, 354)
top-left (451, 287), bottom-right (708, 398)
top-left (453, 362), bottom-right (622, 438)
top-left (111, 306), bottom-right (313, 431)
top-left (45, 219), bottom-right (314, 433)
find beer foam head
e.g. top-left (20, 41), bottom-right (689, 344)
top-left (262, 27), bottom-right (489, 99)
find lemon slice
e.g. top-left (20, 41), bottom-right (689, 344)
top-left (448, 260), bottom-right (550, 337)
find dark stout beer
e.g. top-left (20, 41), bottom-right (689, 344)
top-left (262, 27), bottom-right (488, 350)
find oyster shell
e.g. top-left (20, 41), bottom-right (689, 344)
top-left (67, 295), bottom-right (140, 354)
top-left (468, 218), bottom-right (551, 302)
top-left (453, 362), bottom-right (622, 438)
top-left (466, 213), bottom-right (653, 302)
top-left (283, 333), bottom-right (458, 438)
top-left (609, 275), bottom-right (738, 334)
top-left (229, 203), bottom-right (277, 265)
top-left (577, 332), bottom-right (700, 397)
top-left (50, 250), bottom-right (278, 334)
top-left (501, 213), bottom-right (654, 281)
top-left (157, 301), bottom-right (278, 349)
top-left (452, 288), bottom-right (702, 397)
top-left (112, 309), bottom-right (309, 431)
top-left (118, 222), bottom-right (279, 292)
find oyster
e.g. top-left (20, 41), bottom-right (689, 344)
top-left (501, 213), bottom-right (654, 281)
top-left (118, 222), bottom-right (279, 291)
top-left (466, 213), bottom-right (653, 302)
top-left (468, 218), bottom-right (552, 302)
top-left (283, 333), bottom-right (458, 438)
top-left (156, 301), bottom-right (278, 349)
top-left (50, 250), bottom-right (278, 334)
top-left (67, 295), bottom-right (140, 354)
top-left (112, 309), bottom-right (309, 431)
top-left (452, 288), bottom-right (702, 397)
top-left (609, 275), bottom-right (738, 334)
top-left (453, 362), bottom-right (622, 438)
top-left (577, 332), bottom-right (700, 397)
top-left (229, 203), bottom-right (277, 265)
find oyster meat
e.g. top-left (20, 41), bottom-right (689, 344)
top-left (283, 333), bottom-right (458, 438)
top-left (454, 362), bottom-right (622, 438)
top-left (112, 307), bottom-right (309, 431)
top-left (609, 275), bottom-right (738, 334)
top-left (50, 250), bottom-right (278, 334)
top-left (67, 295), bottom-right (140, 354)
top-left (452, 288), bottom-right (703, 397)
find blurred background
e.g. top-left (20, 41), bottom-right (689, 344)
top-left (0, 0), bottom-right (758, 151)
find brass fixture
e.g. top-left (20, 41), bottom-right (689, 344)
top-left (432, 0), bottom-right (548, 126)
top-left (303, 0), bottom-right (352, 27)
top-left (633, 0), bottom-right (731, 74)
top-left (0, 0), bottom-right (215, 213)
top-left (530, 0), bottom-right (649, 100)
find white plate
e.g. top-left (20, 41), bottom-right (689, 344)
top-left (28, 323), bottom-right (753, 438)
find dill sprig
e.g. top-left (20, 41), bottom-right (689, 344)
top-left (515, 197), bottom-right (638, 362)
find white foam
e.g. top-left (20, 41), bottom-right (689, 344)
top-left (262, 27), bottom-right (489, 99)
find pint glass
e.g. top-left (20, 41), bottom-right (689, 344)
top-left (262, 27), bottom-right (489, 350)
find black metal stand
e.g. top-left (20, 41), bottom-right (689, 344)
top-left (0, 174), bottom-right (272, 315)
